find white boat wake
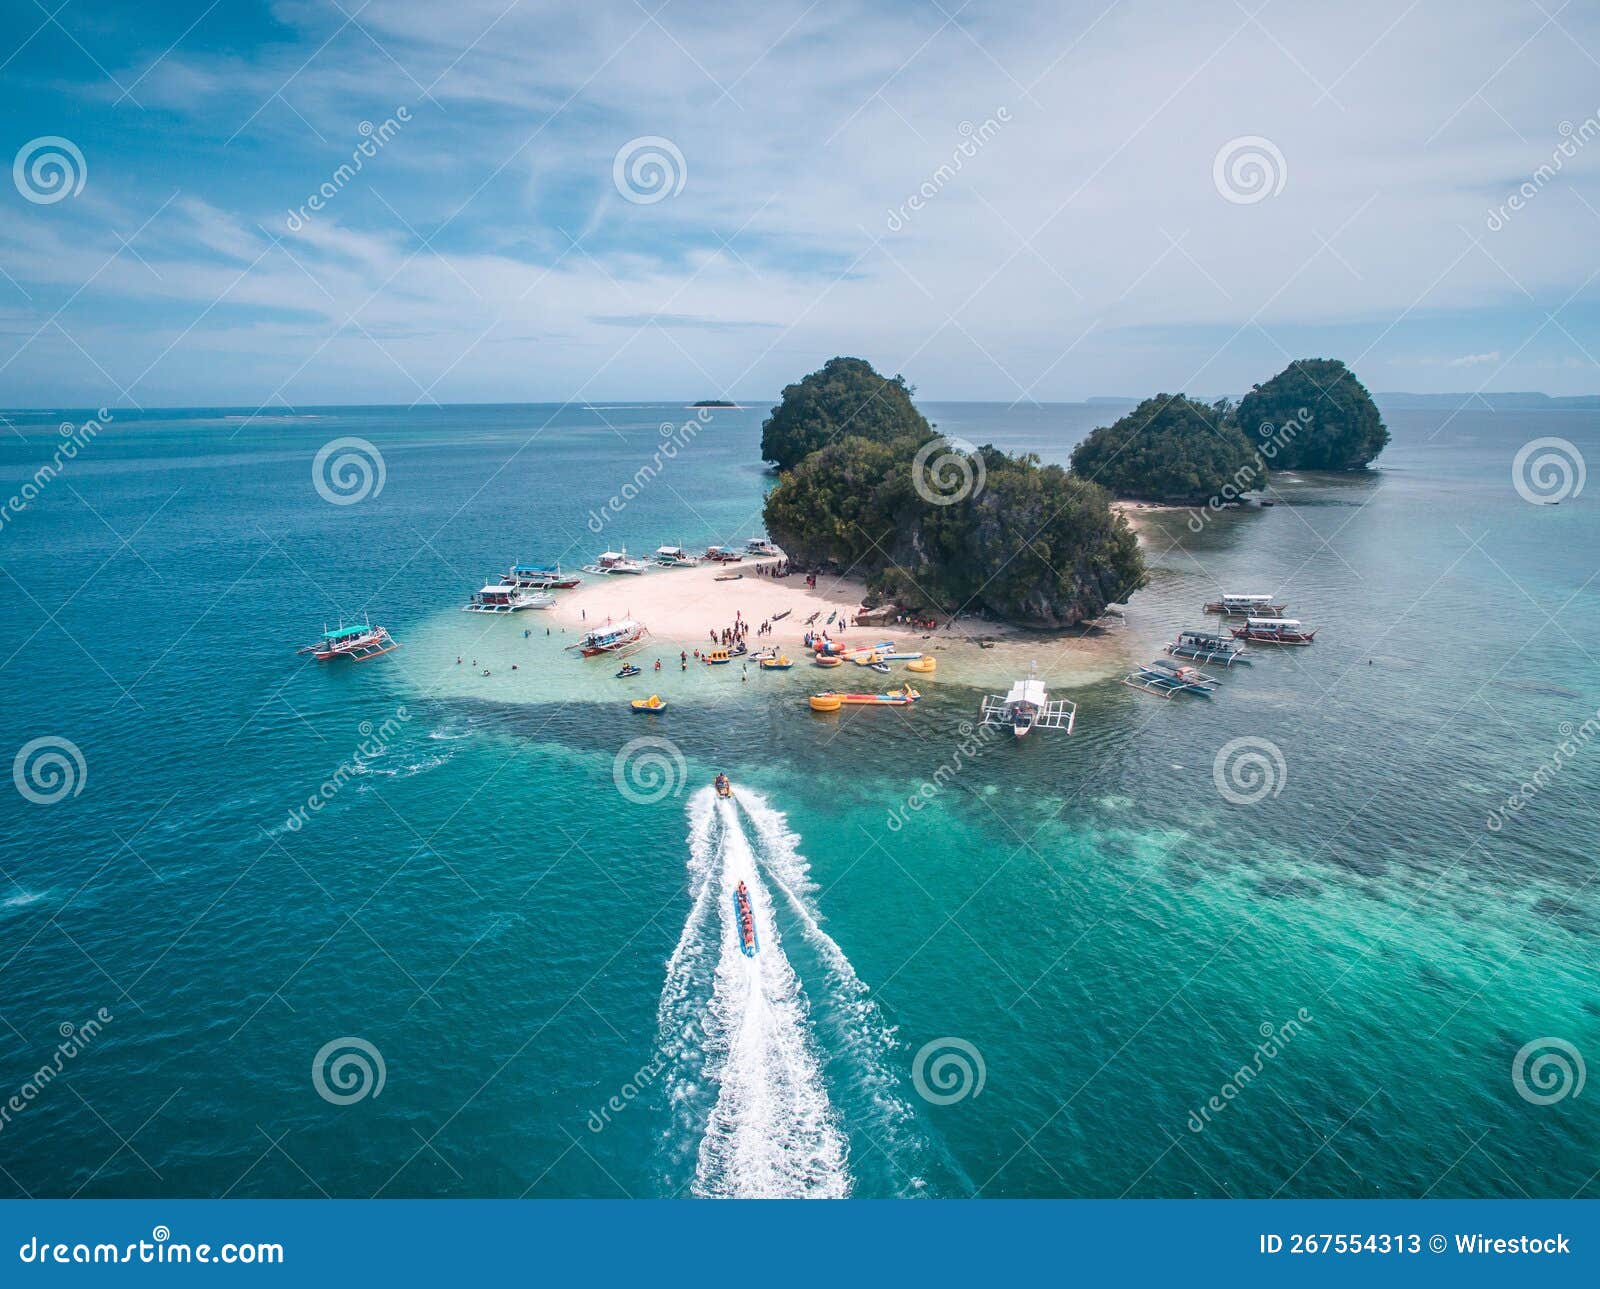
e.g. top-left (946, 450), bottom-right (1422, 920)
top-left (657, 786), bottom-right (850, 1198)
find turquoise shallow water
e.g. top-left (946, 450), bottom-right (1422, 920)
top-left (1, 401), bottom-right (1596, 1197)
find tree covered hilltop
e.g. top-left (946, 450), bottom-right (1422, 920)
top-left (759, 358), bottom-right (1145, 627)
top-left (1070, 359), bottom-right (1389, 502)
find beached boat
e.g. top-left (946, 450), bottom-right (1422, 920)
top-left (298, 620), bottom-right (399, 662)
top-left (759, 656), bottom-right (794, 670)
top-left (629, 694), bottom-right (667, 713)
top-left (506, 563), bottom-right (581, 590)
top-left (745, 537), bottom-right (780, 557)
top-left (569, 618), bottom-right (647, 657)
top-left (771, 609), bottom-right (792, 621)
top-left (1123, 658), bottom-right (1219, 698)
top-left (980, 667), bottom-right (1076, 737)
top-left (1166, 628), bottom-right (1251, 665)
top-left (715, 571), bottom-right (742, 582)
top-left (1204, 593), bottom-right (1286, 616)
top-left (813, 685), bottom-right (920, 707)
top-left (1230, 616), bottom-right (1318, 645)
top-left (583, 549), bottom-right (649, 575)
top-left (463, 583), bottom-right (554, 613)
top-left (704, 545), bottom-right (743, 563)
top-left (653, 544), bottom-right (699, 568)
top-left (733, 880), bottom-right (759, 956)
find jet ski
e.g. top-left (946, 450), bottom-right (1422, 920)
top-left (733, 881), bottom-right (758, 957)
top-left (714, 773), bottom-right (732, 799)
top-left (615, 663), bottom-right (642, 678)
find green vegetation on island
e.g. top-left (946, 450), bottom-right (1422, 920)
top-left (760, 359), bottom-right (1145, 627)
top-left (1235, 359), bottom-right (1389, 471)
top-left (1068, 395), bottom-right (1258, 504)
top-left (692, 399), bottom-right (738, 407)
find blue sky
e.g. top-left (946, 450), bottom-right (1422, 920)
top-left (2, 0), bottom-right (1599, 406)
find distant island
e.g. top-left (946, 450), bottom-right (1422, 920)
top-left (760, 358), bottom-right (1145, 628)
top-left (692, 399), bottom-right (739, 407)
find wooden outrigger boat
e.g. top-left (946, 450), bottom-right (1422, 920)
top-left (569, 618), bottom-right (647, 657)
top-left (979, 665), bottom-right (1075, 737)
top-left (1123, 658), bottom-right (1218, 698)
top-left (463, 582), bottom-right (553, 613)
top-left (1166, 628), bottom-right (1251, 666)
top-left (583, 548), bottom-right (649, 575)
top-left (745, 537), bottom-right (780, 557)
top-left (506, 563), bottom-right (580, 590)
top-left (704, 545), bottom-right (743, 563)
top-left (298, 620), bottom-right (400, 662)
top-left (1204, 593), bottom-right (1286, 616)
top-left (1230, 616), bottom-right (1317, 645)
top-left (653, 544), bottom-right (699, 568)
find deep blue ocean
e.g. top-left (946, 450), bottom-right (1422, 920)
top-left (1, 399), bottom-right (1596, 1198)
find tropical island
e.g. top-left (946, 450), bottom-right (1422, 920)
top-left (760, 358), bottom-right (1146, 627)
top-left (692, 399), bottom-right (739, 407)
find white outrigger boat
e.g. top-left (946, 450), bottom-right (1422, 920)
top-left (463, 582), bottom-right (553, 613)
top-left (1204, 592), bottom-right (1286, 616)
top-left (653, 544), bottom-right (699, 568)
top-left (979, 665), bottom-right (1076, 738)
top-left (297, 618), bottom-right (400, 662)
top-left (745, 536), bottom-right (780, 557)
top-left (506, 563), bottom-right (581, 590)
top-left (583, 549), bottom-right (649, 575)
top-left (569, 618), bottom-right (648, 657)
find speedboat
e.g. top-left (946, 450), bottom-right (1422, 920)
top-left (733, 880), bottom-right (758, 956)
top-left (714, 773), bottom-right (732, 798)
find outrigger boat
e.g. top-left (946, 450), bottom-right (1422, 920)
top-left (1230, 616), bottom-right (1317, 645)
top-left (1166, 628), bottom-right (1251, 666)
top-left (980, 665), bottom-right (1076, 737)
top-left (583, 549), bottom-right (649, 575)
top-left (745, 537), bottom-right (780, 557)
top-left (733, 880), bottom-right (758, 957)
top-left (569, 618), bottom-right (647, 657)
top-left (714, 772), bottom-right (732, 799)
top-left (1204, 593), bottom-right (1286, 616)
top-left (653, 544), bottom-right (699, 568)
top-left (298, 619), bottom-right (400, 662)
top-left (463, 583), bottom-right (553, 613)
top-left (704, 545), bottom-right (743, 563)
top-left (506, 563), bottom-right (580, 590)
top-left (1123, 658), bottom-right (1219, 698)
